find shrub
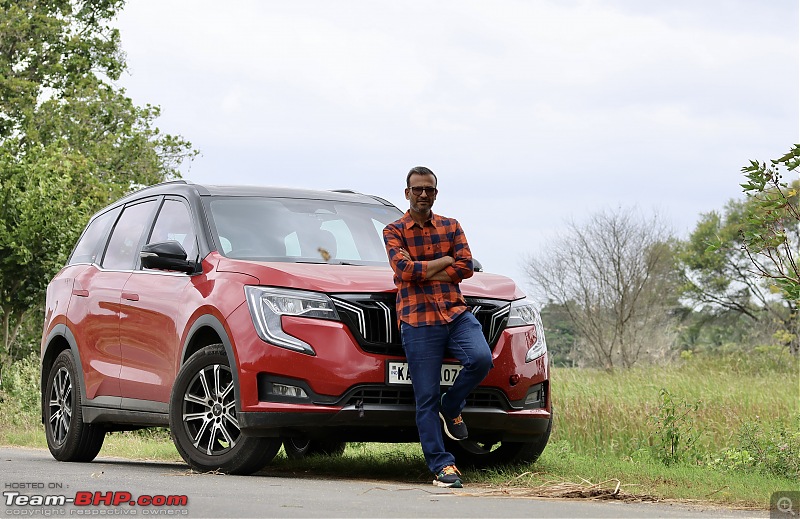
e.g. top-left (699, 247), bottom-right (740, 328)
top-left (649, 388), bottom-right (701, 465)
top-left (709, 413), bottom-right (800, 479)
top-left (0, 354), bottom-right (40, 419)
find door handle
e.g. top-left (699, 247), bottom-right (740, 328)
top-left (122, 292), bottom-right (139, 301)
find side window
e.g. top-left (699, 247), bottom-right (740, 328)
top-left (147, 199), bottom-right (198, 261)
top-left (69, 208), bottom-right (121, 265)
top-left (101, 200), bottom-right (157, 270)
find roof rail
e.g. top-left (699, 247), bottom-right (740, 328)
top-left (153, 179), bottom-right (190, 187)
top-left (331, 189), bottom-right (395, 207)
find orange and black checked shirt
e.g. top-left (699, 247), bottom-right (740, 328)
top-left (383, 211), bottom-right (474, 327)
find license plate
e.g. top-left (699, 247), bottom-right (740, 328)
top-left (387, 361), bottom-right (463, 386)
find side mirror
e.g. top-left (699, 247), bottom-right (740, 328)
top-left (140, 241), bottom-right (198, 274)
top-left (473, 258), bottom-right (483, 273)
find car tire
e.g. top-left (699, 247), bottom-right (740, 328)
top-left (446, 413), bottom-right (553, 468)
top-left (282, 437), bottom-right (347, 459)
top-left (169, 344), bottom-right (281, 475)
top-left (44, 350), bottom-right (106, 462)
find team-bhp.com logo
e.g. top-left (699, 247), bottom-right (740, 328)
top-left (4, 489), bottom-right (189, 515)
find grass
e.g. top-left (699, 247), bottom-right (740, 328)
top-left (551, 351), bottom-right (799, 459)
top-left (2, 348), bottom-right (798, 510)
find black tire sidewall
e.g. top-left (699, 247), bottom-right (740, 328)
top-left (283, 437), bottom-right (313, 459)
top-left (282, 438), bottom-right (346, 459)
top-left (169, 345), bottom-right (279, 474)
top-left (44, 350), bottom-right (104, 462)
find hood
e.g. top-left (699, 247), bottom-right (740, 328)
top-left (215, 256), bottom-right (524, 300)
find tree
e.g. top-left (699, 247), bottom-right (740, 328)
top-left (737, 144), bottom-right (800, 354)
top-left (1, 1), bottom-right (124, 139)
top-left (0, 145), bottom-right (89, 362)
top-left (679, 153), bottom-right (800, 355)
top-left (0, 0), bottom-right (196, 363)
top-left (739, 145), bottom-right (800, 300)
top-left (524, 207), bottom-right (679, 369)
top-left (538, 301), bottom-right (578, 367)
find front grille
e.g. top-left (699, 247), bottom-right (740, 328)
top-left (344, 386), bottom-right (507, 409)
top-left (331, 294), bottom-right (510, 356)
top-left (346, 387), bottom-right (415, 406)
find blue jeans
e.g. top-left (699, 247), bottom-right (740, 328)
top-left (400, 311), bottom-right (493, 473)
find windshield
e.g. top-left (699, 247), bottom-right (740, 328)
top-left (207, 197), bottom-right (403, 265)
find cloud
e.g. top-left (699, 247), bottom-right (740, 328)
top-left (114, 0), bottom-right (798, 286)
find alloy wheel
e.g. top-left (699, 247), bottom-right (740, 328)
top-left (181, 364), bottom-right (240, 456)
top-left (48, 366), bottom-right (73, 446)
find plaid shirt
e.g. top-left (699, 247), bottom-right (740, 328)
top-left (383, 211), bottom-right (474, 327)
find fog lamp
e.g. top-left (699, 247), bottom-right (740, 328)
top-left (270, 383), bottom-right (308, 399)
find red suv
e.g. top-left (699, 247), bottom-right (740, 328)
top-left (40, 181), bottom-right (551, 474)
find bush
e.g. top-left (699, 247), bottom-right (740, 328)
top-left (1, 354), bottom-right (40, 419)
top-left (648, 388), bottom-right (701, 465)
top-left (708, 413), bottom-right (800, 479)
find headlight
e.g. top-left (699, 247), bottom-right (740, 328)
top-left (508, 297), bottom-right (547, 362)
top-left (244, 286), bottom-right (339, 356)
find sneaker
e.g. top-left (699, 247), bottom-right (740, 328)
top-left (439, 395), bottom-right (468, 440)
top-left (433, 465), bottom-right (463, 488)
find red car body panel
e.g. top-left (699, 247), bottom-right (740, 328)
top-left (64, 267), bottom-right (131, 400)
top-left (216, 256), bottom-right (524, 300)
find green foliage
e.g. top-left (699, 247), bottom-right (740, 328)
top-left (0, 0), bottom-right (126, 139)
top-left (738, 145), bottom-right (800, 303)
top-left (552, 351), bottom-right (796, 460)
top-left (0, 145), bottom-right (90, 305)
top-left (694, 343), bottom-right (798, 375)
top-left (679, 147), bottom-right (800, 355)
top-left (648, 388), bottom-right (701, 465)
top-left (0, 353), bottom-right (40, 419)
top-left (0, 0), bottom-right (197, 362)
top-left (708, 413), bottom-right (800, 479)
top-left (539, 301), bottom-right (577, 366)
top-left (680, 204), bottom-right (755, 313)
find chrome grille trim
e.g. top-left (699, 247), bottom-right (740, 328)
top-left (332, 298), bottom-right (367, 337)
top-left (375, 301), bottom-right (393, 344)
top-left (331, 294), bottom-right (511, 356)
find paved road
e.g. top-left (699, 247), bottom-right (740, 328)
top-left (0, 447), bottom-right (765, 518)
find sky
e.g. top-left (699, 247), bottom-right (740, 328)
top-left (113, 0), bottom-right (799, 295)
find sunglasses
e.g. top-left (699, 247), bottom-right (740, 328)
top-left (408, 186), bottom-right (438, 196)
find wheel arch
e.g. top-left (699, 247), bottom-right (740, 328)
top-left (180, 314), bottom-right (242, 411)
top-left (40, 325), bottom-right (85, 424)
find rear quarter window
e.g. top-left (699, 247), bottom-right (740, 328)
top-left (68, 207), bottom-right (121, 265)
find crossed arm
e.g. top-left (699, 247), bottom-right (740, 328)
top-left (396, 248), bottom-right (455, 281)
top-left (383, 222), bottom-right (473, 284)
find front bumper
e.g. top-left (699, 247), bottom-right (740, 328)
top-left (228, 303), bottom-right (551, 443)
top-left (239, 404), bottom-right (551, 443)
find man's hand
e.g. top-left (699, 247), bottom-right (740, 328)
top-left (397, 248), bottom-right (455, 281)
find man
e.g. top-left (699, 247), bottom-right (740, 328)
top-left (383, 166), bottom-right (493, 488)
